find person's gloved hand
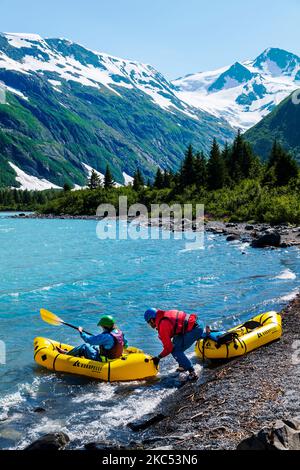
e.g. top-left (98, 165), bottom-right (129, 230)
top-left (205, 325), bottom-right (211, 335)
top-left (152, 356), bottom-right (160, 367)
top-left (202, 325), bottom-right (211, 338)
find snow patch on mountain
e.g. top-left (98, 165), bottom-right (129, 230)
top-left (9, 162), bottom-right (61, 190)
top-left (4, 33), bottom-right (43, 49)
top-left (5, 85), bottom-right (28, 101)
top-left (81, 165), bottom-right (134, 187)
top-left (0, 33), bottom-right (198, 118)
top-left (173, 48), bottom-right (300, 130)
top-left (82, 163), bottom-right (105, 183)
top-left (122, 172), bottom-right (134, 185)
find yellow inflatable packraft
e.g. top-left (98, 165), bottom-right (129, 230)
top-left (195, 311), bottom-right (282, 360)
top-left (34, 337), bottom-right (158, 382)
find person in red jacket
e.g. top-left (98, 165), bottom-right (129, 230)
top-left (144, 308), bottom-right (210, 381)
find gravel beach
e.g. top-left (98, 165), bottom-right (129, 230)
top-left (140, 295), bottom-right (300, 450)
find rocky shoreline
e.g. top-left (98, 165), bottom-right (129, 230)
top-left (24, 294), bottom-right (300, 451)
top-left (138, 294), bottom-right (300, 450)
top-left (205, 221), bottom-right (300, 249)
top-left (10, 213), bottom-right (300, 248)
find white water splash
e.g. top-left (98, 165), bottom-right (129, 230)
top-left (275, 269), bottom-right (297, 280)
top-left (279, 289), bottom-right (299, 302)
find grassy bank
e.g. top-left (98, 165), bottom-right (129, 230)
top-left (37, 179), bottom-right (300, 225)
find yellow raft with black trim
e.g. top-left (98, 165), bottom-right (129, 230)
top-left (195, 311), bottom-right (282, 360)
top-left (34, 337), bottom-right (158, 382)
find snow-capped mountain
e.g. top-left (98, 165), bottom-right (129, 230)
top-left (0, 32), bottom-right (234, 189)
top-left (1, 32), bottom-right (195, 117)
top-left (173, 48), bottom-right (300, 130)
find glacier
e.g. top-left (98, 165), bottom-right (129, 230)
top-left (173, 47), bottom-right (300, 131)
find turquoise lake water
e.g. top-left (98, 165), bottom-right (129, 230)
top-left (0, 212), bottom-right (299, 448)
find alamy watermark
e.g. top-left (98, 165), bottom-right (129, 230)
top-left (281, 339), bottom-right (300, 412)
top-left (291, 340), bottom-right (300, 365)
top-left (0, 81), bottom-right (6, 105)
top-left (96, 196), bottom-right (205, 250)
top-left (0, 340), bottom-right (6, 365)
top-left (292, 89), bottom-right (300, 105)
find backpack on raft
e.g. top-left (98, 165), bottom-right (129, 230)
top-left (206, 330), bottom-right (239, 349)
top-left (207, 320), bottom-right (261, 349)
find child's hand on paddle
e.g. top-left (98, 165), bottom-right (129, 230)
top-left (78, 327), bottom-right (83, 333)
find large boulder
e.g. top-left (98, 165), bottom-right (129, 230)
top-left (251, 230), bottom-right (281, 248)
top-left (226, 234), bottom-right (240, 242)
top-left (127, 413), bottom-right (166, 432)
top-left (25, 432), bottom-right (70, 451)
top-left (237, 418), bottom-right (300, 450)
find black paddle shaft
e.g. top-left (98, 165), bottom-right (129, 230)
top-left (62, 321), bottom-right (93, 336)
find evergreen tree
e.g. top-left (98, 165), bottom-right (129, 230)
top-left (12, 188), bottom-right (20, 204)
top-left (180, 144), bottom-right (195, 188)
top-left (132, 169), bottom-right (144, 191)
top-left (163, 170), bottom-right (173, 188)
top-left (207, 139), bottom-right (226, 190)
top-left (221, 142), bottom-right (231, 185)
top-left (229, 130), bottom-right (244, 182)
top-left (154, 168), bottom-right (164, 189)
top-left (104, 165), bottom-right (115, 189)
top-left (63, 182), bottom-right (72, 192)
top-left (36, 191), bottom-right (47, 205)
top-left (267, 141), bottom-right (299, 186)
top-left (229, 131), bottom-right (259, 182)
top-left (194, 151), bottom-right (207, 187)
top-left (23, 189), bottom-right (31, 205)
top-left (88, 169), bottom-right (102, 190)
top-left (240, 141), bottom-right (257, 178)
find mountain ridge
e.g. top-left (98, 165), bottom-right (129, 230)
top-left (0, 32), bottom-right (234, 189)
top-left (245, 91), bottom-right (300, 163)
top-left (174, 47), bottom-right (300, 130)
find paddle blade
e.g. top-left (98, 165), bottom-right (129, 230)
top-left (40, 308), bottom-right (64, 326)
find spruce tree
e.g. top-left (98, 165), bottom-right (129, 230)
top-left (267, 141), bottom-right (298, 186)
top-left (88, 169), bottom-right (102, 190)
top-left (163, 170), bottom-right (173, 188)
top-left (230, 130), bottom-right (244, 182)
top-left (240, 141), bottom-right (257, 178)
top-left (12, 188), bottom-right (20, 204)
top-left (36, 191), bottom-right (46, 205)
top-left (63, 182), bottom-right (72, 192)
top-left (154, 168), bottom-right (164, 189)
top-left (194, 151), bottom-right (207, 187)
top-left (104, 165), bottom-right (114, 189)
top-left (207, 139), bottom-right (225, 190)
top-left (229, 131), bottom-right (259, 182)
top-left (133, 169), bottom-right (144, 191)
top-left (221, 142), bottom-right (231, 185)
top-left (180, 144), bottom-right (195, 188)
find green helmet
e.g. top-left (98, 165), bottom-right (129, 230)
top-left (98, 315), bottom-right (115, 329)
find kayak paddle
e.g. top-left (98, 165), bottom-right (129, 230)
top-left (40, 308), bottom-right (93, 335)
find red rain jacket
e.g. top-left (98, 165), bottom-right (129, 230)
top-left (155, 309), bottom-right (197, 358)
